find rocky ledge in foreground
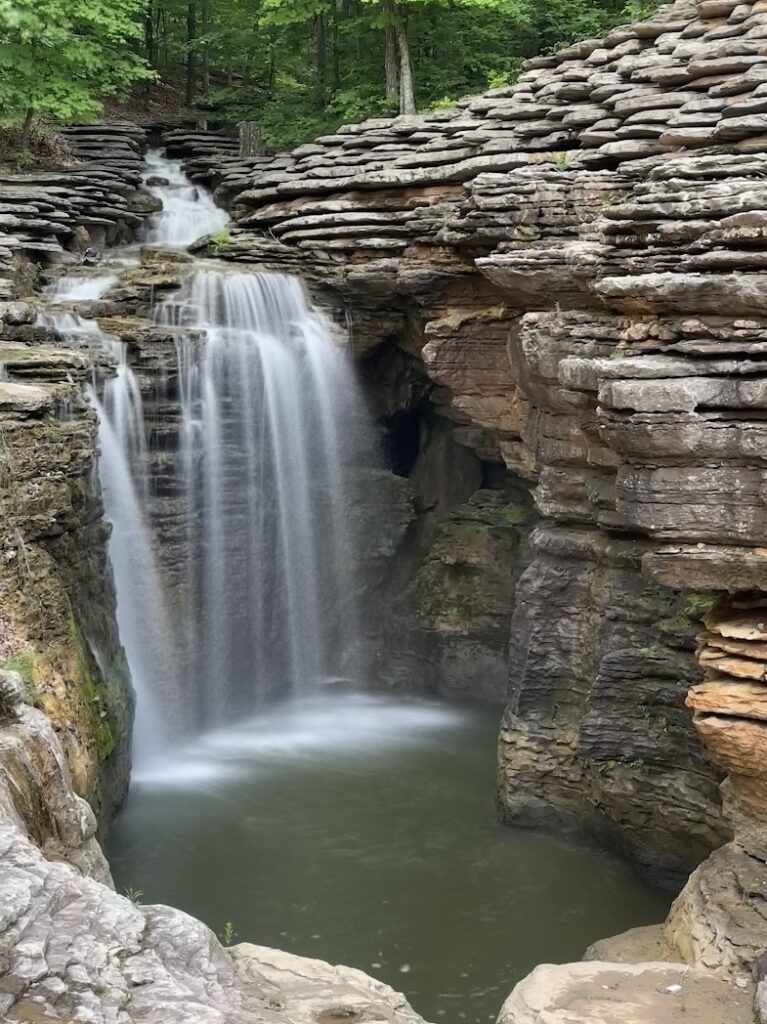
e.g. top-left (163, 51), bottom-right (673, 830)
top-left (0, 670), bottom-right (427, 1024)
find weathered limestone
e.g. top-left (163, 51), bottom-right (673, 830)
top-left (0, 330), bottom-right (132, 820)
top-left (0, 122), bottom-right (156, 297)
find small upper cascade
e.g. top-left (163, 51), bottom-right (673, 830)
top-left (141, 148), bottom-right (228, 246)
top-left (52, 275), bottom-right (118, 302)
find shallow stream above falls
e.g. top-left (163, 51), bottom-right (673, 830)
top-left (38, 151), bottom-right (669, 1024)
top-left (107, 691), bottom-right (669, 1024)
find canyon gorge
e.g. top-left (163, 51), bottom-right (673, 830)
top-left (3, 0), bottom-right (767, 1020)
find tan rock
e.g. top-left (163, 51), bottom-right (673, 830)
top-left (233, 945), bottom-right (427, 1024)
top-left (694, 712), bottom-right (767, 777)
top-left (688, 678), bottom-right (767, 719)
top-left (698, 649), bottom-right (767, 681)
top-left (701, 630), bottom-right (767, 660)
top-left (496, 961), bottom-right (754, 1024)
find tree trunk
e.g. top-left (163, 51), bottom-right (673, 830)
top-left (331, 0), bottom-right (340, 93)
top-left (201, 0), bottom-right (210, 94)
top-left (382, 0), bottom-right (399, 102)
top-left (19, 107), bottom-right (34, 152)
top-left (186, 0), bottom-right (197, 107)
top-left (394, 16), bottom-right (415, 114)
top-left (145, 1), bottom-right (154, 64)
top-left (384, 29), bottom-right (399, 101)
top-left (314, 12), bottom-right (327, 108)
top-left (161, 8), bottom-right (169, 72)
top-left (239, 121), bottom-right (263, 157)
top-left (143, 2), bottom-right (155, 100)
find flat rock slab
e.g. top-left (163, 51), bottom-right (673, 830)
top-left (233, 944), bottom-right (429, 1024)
top-left (0, 381), bottom-right (52, 413)
top-left (497, 961), bottom-right (755, 1024)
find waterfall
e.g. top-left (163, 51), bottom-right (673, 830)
top-left (141, 149), bottom-right (228, 246)
top-left (92, 272), bottom-right (371, 756)
top-left (52, 275), bottom-right (118, 301)
top-left (87, 347), bottom-right (175, 764)
top-left (74, 153), bottom-right (374, 765)
top-left (155, 269), bottom-right (370, 735)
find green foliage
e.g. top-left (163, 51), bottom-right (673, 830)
top-left (0, 0), bottom-right (665, 152)
top-left (219, 921), bottom-right (237, 945)
top-left (0, 0), bottom-right (153, 133)
top-left (210, 227), bottom-right (231, 246)
top-left (123, 886), bottom-right (144, 903)
top-left (685, 592), bottom-right (717, 619)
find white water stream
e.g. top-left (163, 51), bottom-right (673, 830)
top-left (141, 149), bottom-right (228, 246)
top-left (77, 154), bottom-right (373, 766)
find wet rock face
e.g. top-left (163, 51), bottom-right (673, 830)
top-left (499, 526), bottom-right (728, 890)
top-left (378, 480), bottom-right (534, 702)
top-left (0, 125), bottom-right (154, 821)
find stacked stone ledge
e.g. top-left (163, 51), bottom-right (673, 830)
top-left (0, 121), bottom-right (158, 299)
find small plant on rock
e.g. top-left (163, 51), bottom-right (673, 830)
top-left (210, 228), bottom-right (232, 253)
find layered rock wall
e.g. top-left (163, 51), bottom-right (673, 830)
top-left (0, 123), bottom-right (160, 816)
top-left (181, 0), bottom-right (767, 893)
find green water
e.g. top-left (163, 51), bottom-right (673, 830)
top-left (107, 692), bottom-right (669, 1022)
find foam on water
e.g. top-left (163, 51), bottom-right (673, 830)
top-left (131, 692), bottom-right (466, 788)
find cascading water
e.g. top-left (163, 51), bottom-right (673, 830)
top-left (87, 347), bottom-right (173, 764)
top-left (141, 148), bottom-right (229, 246)
top-left (156, 269), bottom-right (370, 736)
top-left (88, 155), bottom-right (373, 761)
top-left (53, 275), bottom-right (118, 301)
top-left (56, 153), bottom-right (669, 1024)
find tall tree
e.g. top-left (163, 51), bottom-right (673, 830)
top-left (382, 0), bottom-right (399, 103)
top-left (186, 0), bottom-right (197, 105)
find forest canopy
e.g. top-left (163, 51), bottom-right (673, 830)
top-left (0, 0), bottom-right (661, 152)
